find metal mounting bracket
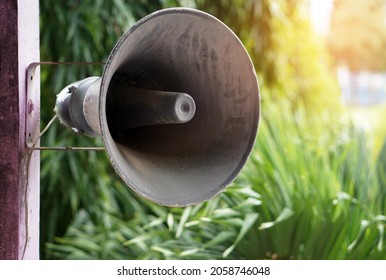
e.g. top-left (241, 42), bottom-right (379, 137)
top-left (25, 61), bottom-right (105, 151)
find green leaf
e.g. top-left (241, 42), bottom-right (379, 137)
top-left (377, 223), bottom-right (384, 252)
top-left (167, 213), bottom-right (174, 231)
top-left (223, 213), bottom-right (259, 257)
top-left (179, 248), bottom-right (201, 257)
top-left (204, 231), bottom-right (235, 249)
top-left (123, 234), bottom-right (151, 246)
top-left (176, 207), bottom-right (192, 238)
top-left (348, 220), bottom-right (370, 252)
top-left (259, 207), bottom-right (294, 230)
top-left (151, 246), bottom-right (174, 258)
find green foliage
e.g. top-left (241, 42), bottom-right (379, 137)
top-left (44, 97), bottom-right (386, 260)
top-left (328, 0), bottom-right (386, 71)
top-left (236, 97), bottom-right (385, 259)
top-left (46, 184), bottom-right (260, 259)
top-left (40, 0), bottom-right (385, 260)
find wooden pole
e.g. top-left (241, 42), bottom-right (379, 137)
top-left (0, 0), bottom-right (40, 259)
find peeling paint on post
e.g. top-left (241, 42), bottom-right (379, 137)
top-left (0, 0), bottom-right (40, 259)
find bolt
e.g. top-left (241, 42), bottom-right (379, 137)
top-left (68, 86), bottom-right (78, 94)
top-left (28, 100), bottom-right (34, 114)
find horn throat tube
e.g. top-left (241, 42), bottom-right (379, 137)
top-left (54, 77), bottom-right (196, 137)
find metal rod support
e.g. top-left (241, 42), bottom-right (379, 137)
top-left (29, 147), bottom-right (105, 151)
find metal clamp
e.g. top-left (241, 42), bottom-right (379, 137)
top-left (26, 61), bottom-right (106, 151)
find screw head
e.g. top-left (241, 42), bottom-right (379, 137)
top-left (28, 100), bottom-right (34, 114)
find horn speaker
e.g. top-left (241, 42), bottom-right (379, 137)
top-left (54, 8), bottom-right (260, 206)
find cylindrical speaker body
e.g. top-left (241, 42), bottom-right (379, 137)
top-left (55, 76), bottom-right (101, 136)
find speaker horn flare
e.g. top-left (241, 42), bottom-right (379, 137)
top-left (54, 8), bottom-right (260, 207)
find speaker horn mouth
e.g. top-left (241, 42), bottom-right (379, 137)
top-left (99, 8), bottom-right (260, 207)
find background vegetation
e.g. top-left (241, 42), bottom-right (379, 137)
top-left (40, 0), bottom-right (386, 259)
top-left (328, 0), bottom-right (386, 71)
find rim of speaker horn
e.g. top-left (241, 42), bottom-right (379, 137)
top-left (99, 8), bottom-right (260, 206)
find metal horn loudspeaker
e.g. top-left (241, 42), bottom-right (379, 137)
top-left (54, 8), bottom-right (260, 207)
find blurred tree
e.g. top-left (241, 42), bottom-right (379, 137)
top-left (196, 0), bottom-right (340, 110)
top-left (328, 0), bottom-right (386, 71)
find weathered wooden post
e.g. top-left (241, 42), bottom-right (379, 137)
top-left (0, 0), bottom-right (40, 259)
